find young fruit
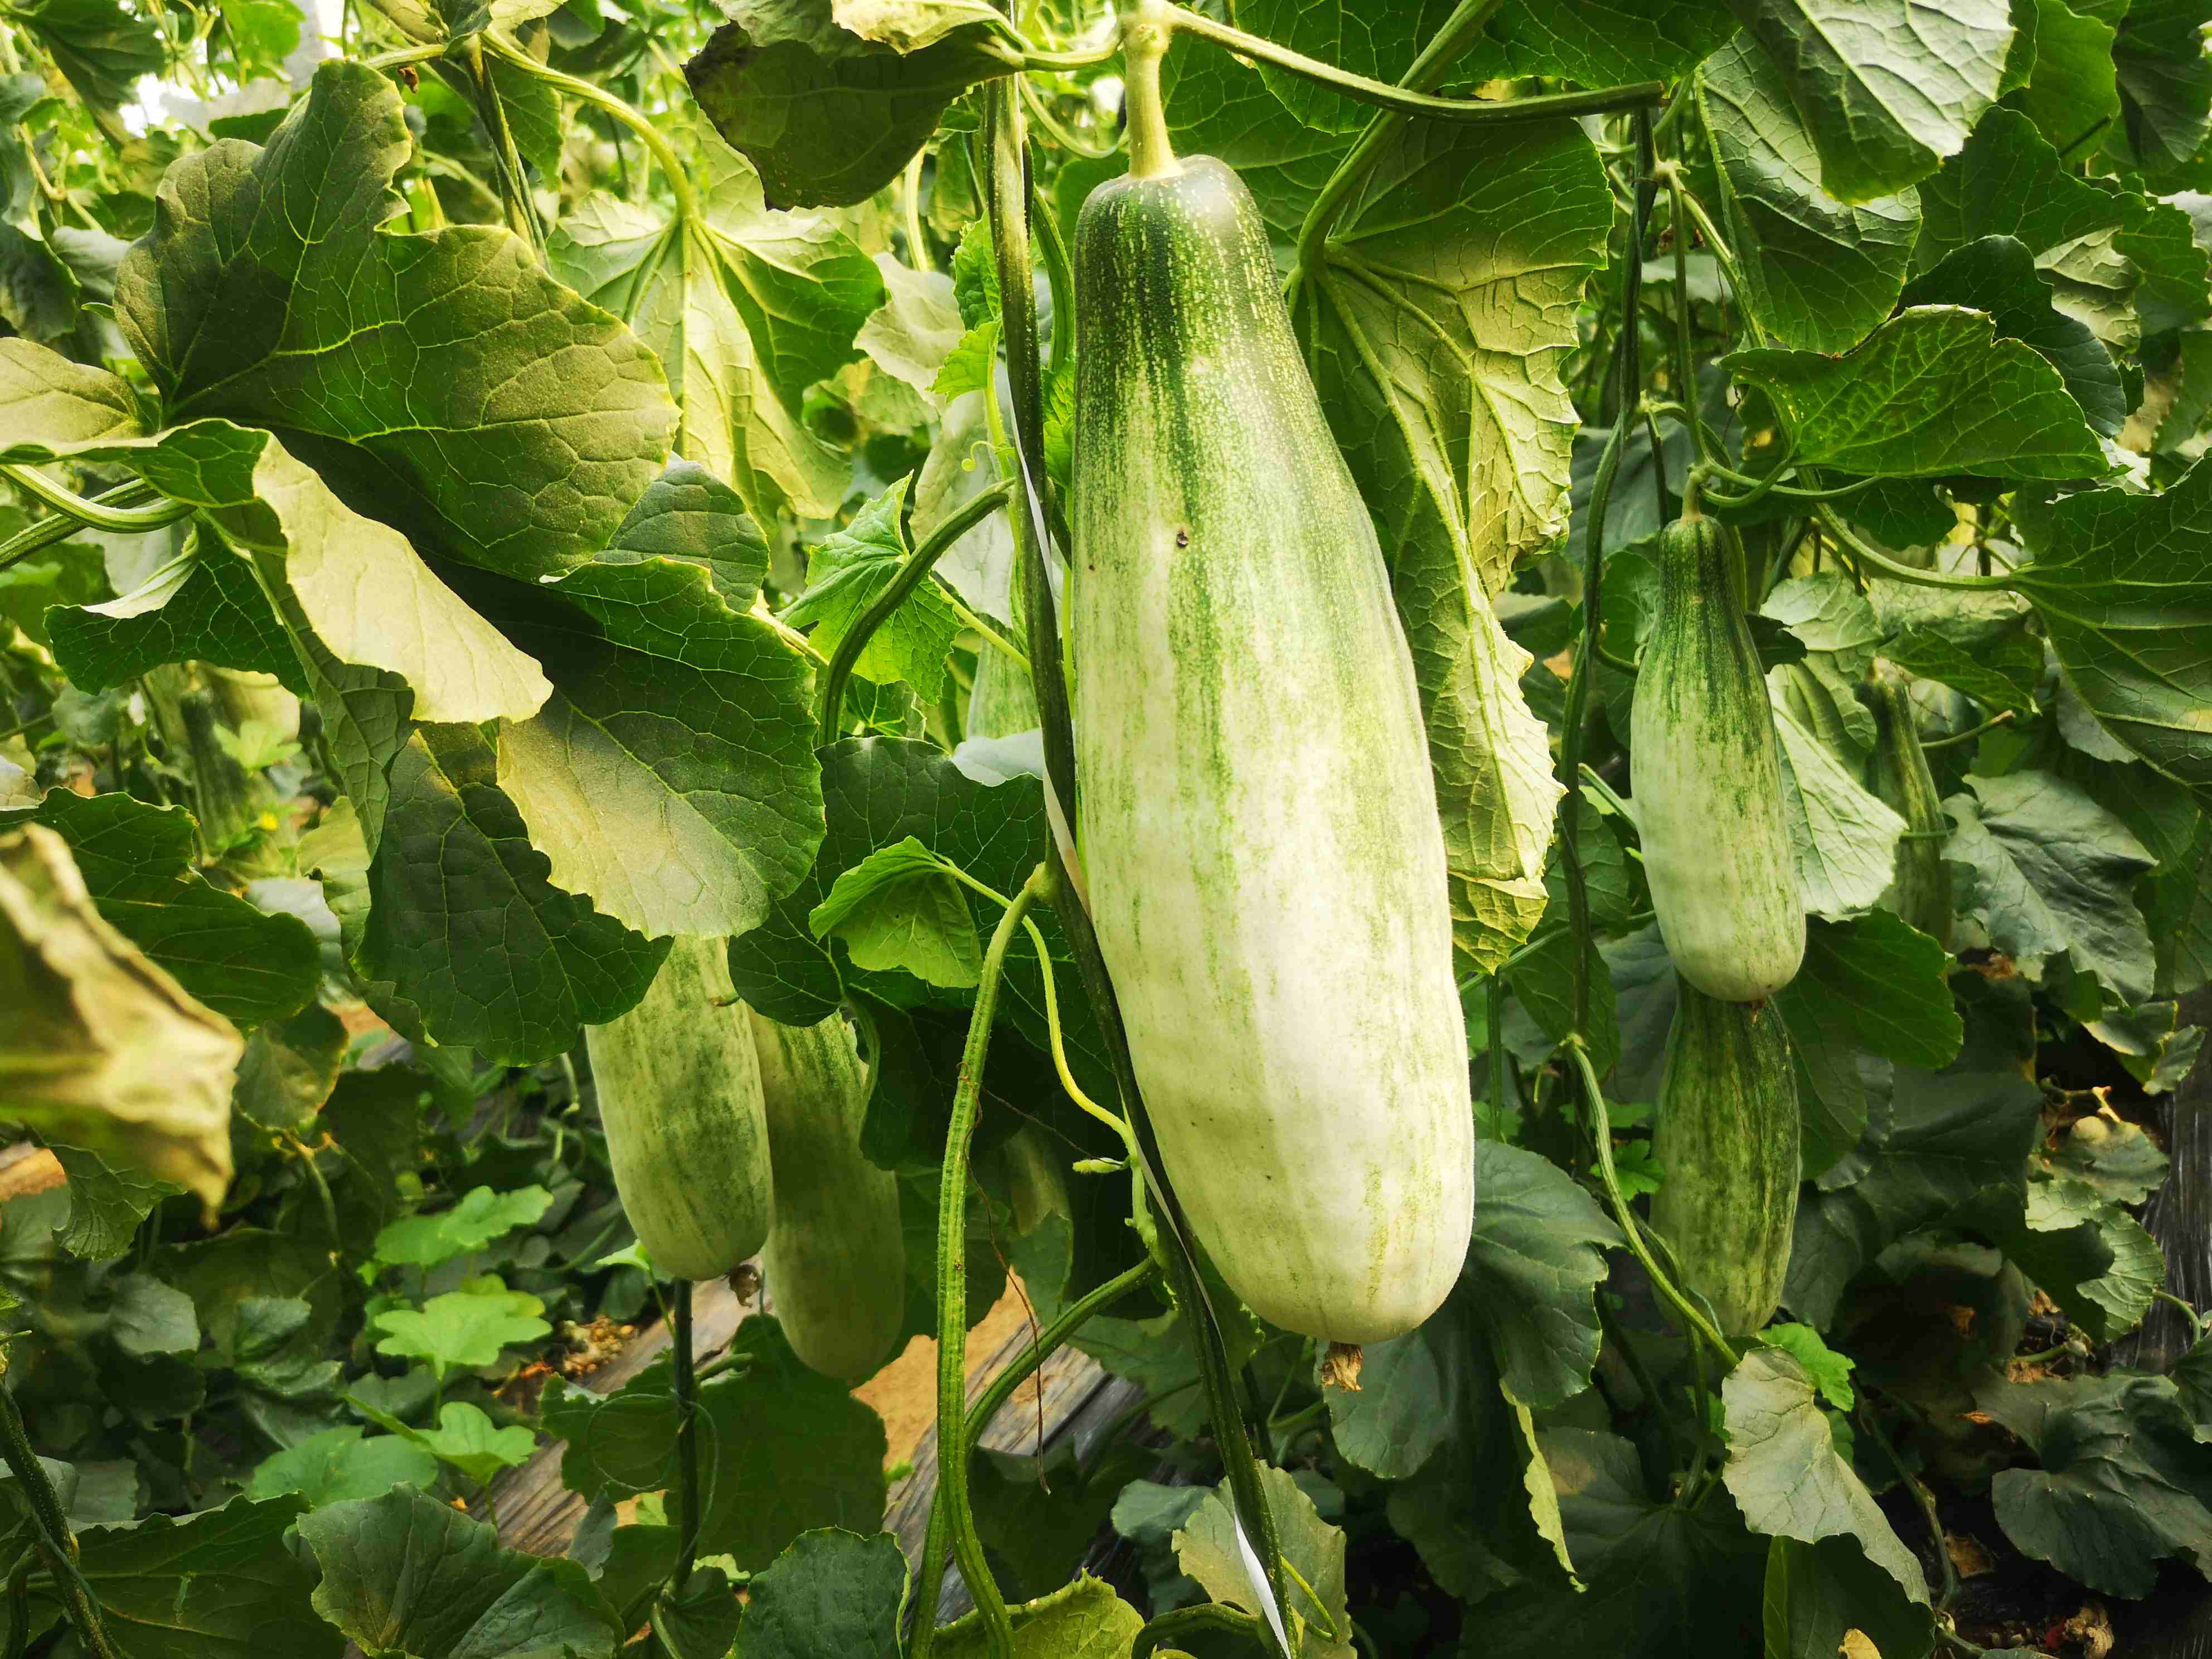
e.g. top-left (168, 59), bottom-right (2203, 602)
top-left (1632, 511), bottom-right (1804, 1002)
top-left (583, 937), bottom-right (773, 1282)
top-left (1866, 680), bottom-right (1953, 949)
top-left (1069, 147), bottom-right (1472, 1345)
top-left (748, 1008), bottom-right (906, 1385)
top-left (1651, 982), bottom-right (1801, 1338)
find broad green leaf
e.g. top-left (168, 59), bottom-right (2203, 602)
top-left (547, 137), bottom-right (869, 525)
top-left (2145, 818), bottom-right (2212, 998)
top-left (1980, 1372), bottom-right (2212, 1597)
top-left (115, 62), bottom-right (673, 581)
top-left (0, 336), bottom-right (139, 450)
top-left (231, 1294), bottom-right (342, 1402)
top-left (1873, 579), bottom-right (2043, 716)
top-left (2103, 0), bottom-right (2212, 183)
top-left (1758, 1323), bottom-right (1855, 1409)
top-left (1696, 32), bottom-right (1920, 353)
top-left (1769, 696), bottom-right (1907, 919)
top-left (1943, 769), bottom-right (2157, 1001)
top-left (1721, 1345), bottom-right (1926, 1599)
top-left (448, 550), bottom-right (823, 942)
top-left (0, 825), bottom-right (237, 1210)
top-left (594, 460), bottom-right (772, 613)
top-left (2015, 0), bottom-right (2119, 153)
top-left (933, 1575), bottom-right (1143, 1658)
top-left (1774, 913), bottom-right (1961, 1175)
top-left (13, 417), bottom-right (550, 727)
top-left (1463, 0), bottom-right (1738, 84)
top-left (928, 318), bottom-right (998, 402)
top-left (357, 1400), bottom-right (537, 1487)
top-left (2008, 1172), bottom-right (2165, 1341)
top-left (1350, 1288), bottom-right (1578, 1603)
top-left (808, 836), bottom-right (981, 987)
top-left (1474, 1430), bottom-right (1767, 1656)
top-left (1330, 1143), bottom-right (1617, 1483)
top-left (370, 1185), bottom-right (555, 1270)
top-left (1784, 1052), bottom-right (2043, 1326)
top-left (50, 535), bottom-right (303, 698)
top-left (3, 0), bottom-right (163, 141)
top-left (371, 1282), bottom-right (551, 1380)
top-left (1899, 235), bottom-right (2126, 435)
top-left (1725, 0), bottom-right (2015, 201)
top-left (108, 1270), bottom-right (198, 1357)
top-left (1177, 1464), bottom-right (1352, 1658)
top-left (1762, 1535), bottom-right (1938, 1659)
top-left (154, 1226), bottom-right (342, 1354)
top-left (2049, 1113), bottom-right (2172, 1204)
top-left (231, 1003), bottom-right (346, 1133)
top-left (542, 1320), bottom-right (887, 1568)
top-left (785, 477), bottom-right (962, 702)
top-left (1465, 1140), bottom-right (1622, 1411)
top-left (47, 1142), bottom-right (183, 1260)
top-left (1298, 119), bottom-right (1600, 968)
top-left (856, 252), bottom-right (963, 406)
top-left (736, 1530), bottom-right (906, 1659)
top-left (1233, 0), bottom-right (1462, 139)
top-left (1160, 34), bottom-right (1346, 237)
top-left (298, 1486), bottom-right (619, 1658)
top-left (971, 1442), bottom-right (1156, 1603)
top-left (1760, 570), bottom-right (1883, 672)
top-left (686, 2), bottom-right (1020, 210)
top-left (248, 1427), bottom-right (441, 1510)
top-left (1, 789), bottom-right (320, 1026)
top-left (360, 724), bottom-right (670, 1063)
top-left (2010, 460), bottom-right (2212, 789)
top-left (1774, 911), bottom-right (1963, 1069)
top-left (727, 737), bottom-right (1108, 1094)
top-left (1726, 306), bottom-right (2106, 479)
top-left (1915, 108), bottom-right (2210, 347)
top-left (41, 1495), bottom-right (342, 1659)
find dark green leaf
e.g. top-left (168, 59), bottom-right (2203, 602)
top-left (1980, 1371), bottom-right (2212, 1597)
top-left (542, 1318), bottom-right (887, 1568)
top-left (1900, 235), bottom-right (2126, 434)
top-left (2010, 460), bottom-right (2212, 790)
top-left (1724, 0), bottom-right (2016, 201)
top-left (115, 62), bottom-right (675, 581)
top-left (1696, 32), bottom-right (1920, 353)
top-left (784, 479), bottom-right (962, 702)
top-left (47, 1142), bottom-right (182, 1260)
top-left (441, 547), bottom-right (822, 943)
top-left (361, 724), bottom-right (669, 1063)
top-left (298, 1485), bottom-right (619, 1658)
top-left (685, 4), bottom-right (1021, 210)
top-left (49, 1495), bottom-right (342, 1659)
top-left (1, 788), bottom-right (318, 1025)
top-left (1762, 1534), bottom-right (1938, 1659)
top-left (736, 1529), bottom-right (906, 1659)
top-left (1943, 769), bottom-right (2157, 1002)
top-left (247, 1426), bottom-right (442, 1510)
top-left (1784, 1051), bottom-right (2043, 1326)
top-left (1726, 306), bottom-right (2106, 479)
top-left (1721, 1346), bottom-right (1926, 1598)
top-left (809, 835), bottom-right (981, 987)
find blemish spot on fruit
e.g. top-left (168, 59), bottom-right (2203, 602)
top-left (1175, 527), bottom-right (1191, 548)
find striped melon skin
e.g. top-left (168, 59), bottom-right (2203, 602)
top-left (749, 1009), bottom-right (906, 1384)
top-left (1069, 156), bottom-right (1473, 1345)
top-left (1631, 513), bottom-right (1805, 1002)
top-left (584, 935), bottom-right (773, 1282)
top-left (1650, 983), bottom-right (1800, 1337)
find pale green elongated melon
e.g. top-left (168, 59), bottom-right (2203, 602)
top-left (1069, 154), bottom-right (1473, 1346)
top-left (584, 935), bottom-right (772, 1282)
top-left (1631, 512), bottom-right (1805, 1002)
top-left (1650, 983), bottom-right (1799, 1338)
top-left (749, 1008), bottom-right (907, 1384)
